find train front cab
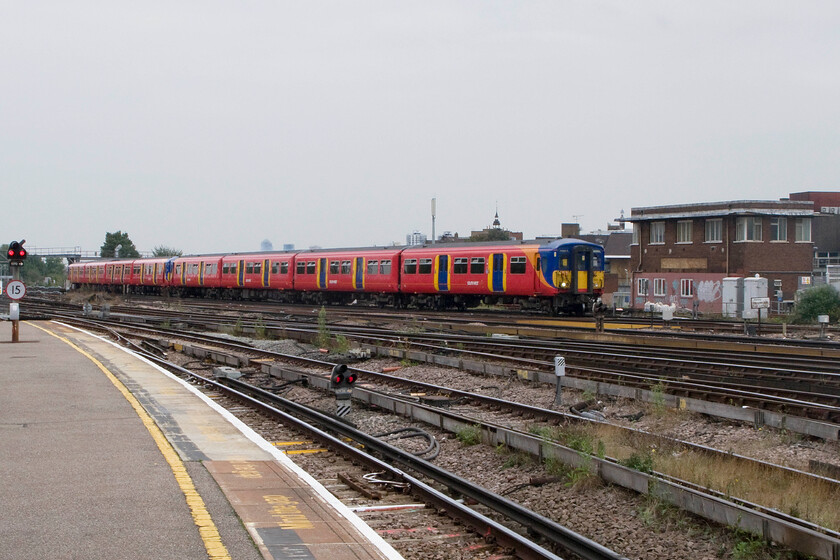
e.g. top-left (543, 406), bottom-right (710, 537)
top-left (540, 240), bottom-right (605, 314)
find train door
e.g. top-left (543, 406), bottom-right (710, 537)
top-left (237, 260), bottom-right (245, 287)
top-left (491, 253), bottom-right (505, 292)
top-left (262, 259), bottom-right (270, 288)
top-left (318, 258), bottom-right (328, 289)
top-left (436, 255), bottom-right (449, 292)
top-left (354, 257), bottom-right (364, 290)
top-left (572, 248), bottom-right (592, 293)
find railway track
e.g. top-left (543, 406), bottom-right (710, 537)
top-left (49, 314), bottom-right (840, 559)
top-left (70, 316), bottom-right (627, 560)
top-left (25, 295), bottom-right (840, 429)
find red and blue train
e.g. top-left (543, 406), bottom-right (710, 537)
top-left (68, 238), bottom-right (605, 315)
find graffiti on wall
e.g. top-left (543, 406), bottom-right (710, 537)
top-left (696, 280), bottom-right (721, 303)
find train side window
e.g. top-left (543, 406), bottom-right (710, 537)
top-left (380, 259), bottom-right (391, 275)
top-left (133, 265), bottom-right (140, 274)
top-left (296, 262), bottom-right (306, 274)
top-left (419, 258), bottom-right (433, 274)
top-left (280, 262), bottom-right (289, 274)
top-left (272, 262), bottom-right (279, 274)
top-left (254, 262), bottom-right (262, 275)
top-left (470, 257), bottom-right (485, 274)
top-left (341, 260), bottom-right (351, 274)
top-left (593, 254), bottom-right (601, 268)
top-left (306, 261), bottom-right (316, 274)
top-left (403, 259), bottom-right (417, 274)
top-left (330, 260), bottom-right (340, 274)
top-left (510, 256), bottom-right (526, 274)
top-left (246, 262), bottom-right (255, 274)
top-left (175, 264), bottom-right (182, 274)
top-left (453, 258), bottom-right (468, 274)
top-left (367, 260), bottom-right (378, 274)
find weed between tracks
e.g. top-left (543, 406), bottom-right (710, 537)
top-left (528, 415), bottom-right (840, 531)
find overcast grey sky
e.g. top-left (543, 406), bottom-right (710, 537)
top-left (2, 2), bottom-right (838, 255)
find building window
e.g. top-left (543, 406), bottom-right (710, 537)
top-left (735, 217), bottom-right (762, 241)
top-left (770, 217), bottom-right (787, 241)
top-left (510, 256), bottom-right (527, 274)
top-left (632, 224), bottom-right (639, 245)
top-left (637, 278), bottom-right (649, 297)
top-left (676, 221), bottom-right (693, 243)
top-left (795, 218), bottom-right (812, 242)
top-left (680, 278), bottom-right (694, 298)
top-left (653, 278), bottom-right (666, 297)
top-left (705, 219), bottom-right (722, 243)
top-left (650, 222), bottom-right (665, 244)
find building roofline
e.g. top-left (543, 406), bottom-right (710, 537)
top-left (627, 200), bottom-right (814, 221)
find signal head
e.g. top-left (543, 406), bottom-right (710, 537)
top-left (329, 364), bottom-right (356, 389)
top-left (7, 240), bottom-right (26, 264)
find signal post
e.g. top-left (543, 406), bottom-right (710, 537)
top-left (6, 240), bottom-right (27, 342)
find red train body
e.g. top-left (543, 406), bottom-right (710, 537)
top-left (68, 239), bottom-right (605, 314)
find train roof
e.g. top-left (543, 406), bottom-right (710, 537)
top-left (71, 238), bottom-right (604, 263)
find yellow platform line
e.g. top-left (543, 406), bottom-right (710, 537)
top-left (32, 322), bottom-right (232, 560)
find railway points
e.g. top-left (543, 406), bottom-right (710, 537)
top-left (0, 321), bottom-right (403, 560)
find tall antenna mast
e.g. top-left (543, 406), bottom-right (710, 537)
top-left (431, 198), bottom-right (436, 245)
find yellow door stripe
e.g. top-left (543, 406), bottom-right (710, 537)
top-left (31, 322), bottom-right (232, 560)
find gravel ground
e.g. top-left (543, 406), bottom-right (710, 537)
top-left (227, 338), bottom-right (832, 559)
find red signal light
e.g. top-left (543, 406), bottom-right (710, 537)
top-left (329, 364), bottom-right (357, 389)
top-left (7, 241), bottom-right (26, 263)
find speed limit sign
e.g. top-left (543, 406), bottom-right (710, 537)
top-left (6, 280), bottom-right (25, 300)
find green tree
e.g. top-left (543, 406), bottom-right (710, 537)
top-left (100, 231), bottom-right (140, 258)
top-left (794, 284), bottom-right (840, 323)
top-left (20, 256), bottom-right (67, 286)
top-left (469, 228), bottom-right (513, 242)
top-left (153, 245), bottom-right (183, 257)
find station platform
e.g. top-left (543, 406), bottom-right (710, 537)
top-left (0, 320), bottom-right (403, 560)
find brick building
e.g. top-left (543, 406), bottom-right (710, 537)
top-left (789, 191), bottom-right (840, 278)
top-left (626, 200), bottom-right (815, 314)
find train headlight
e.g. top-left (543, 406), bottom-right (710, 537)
top-left (560, 282), bottom-right (568, 288)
